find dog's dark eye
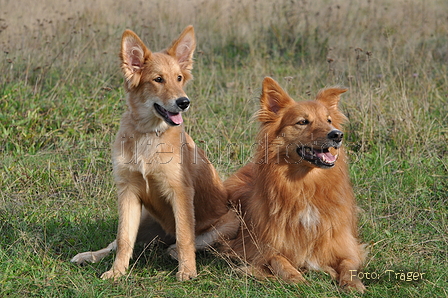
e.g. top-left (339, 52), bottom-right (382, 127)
top-left (177, 75), bottom-right (182, 82)
top-left (327, 118), bottom-right (332, 124)
top-left (297, 119), bottom-right (309, 125)
top-left (154, 77), bottom-right (164, 83)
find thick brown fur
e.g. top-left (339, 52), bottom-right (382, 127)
top-left (224, 77), bottom-right (366, 292)
top-left (71, 26), bottom-right (238, 281)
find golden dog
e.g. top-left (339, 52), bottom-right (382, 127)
top-left (71, 26), bottom-right (238, 281)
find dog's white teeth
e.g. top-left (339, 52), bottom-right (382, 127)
top-left (304, 148), bottom-right (314, 156)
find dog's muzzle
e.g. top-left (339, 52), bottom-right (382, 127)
top-left (176, 97), bottom-right (190, 111)
top-left (296, 129), bottom-right (344, 168)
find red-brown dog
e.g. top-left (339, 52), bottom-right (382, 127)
top-left (224, 77), bottom-right (366, 292)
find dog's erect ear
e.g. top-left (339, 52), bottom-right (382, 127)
top-left (315, 87), bottom-right (347, 111)
top-left (120, 30), bottom-right (152, 88)
top-left (166, 25), bottom-right (196, 71)
top-left (316, 87), bottom-right (348, 127)
top-left (259, 77), bottom-right (295, 122)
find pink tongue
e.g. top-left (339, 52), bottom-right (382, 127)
top-left (315, 151), bottom-right (337, 162)
top-left (167, 111), bottom-right (183, 125)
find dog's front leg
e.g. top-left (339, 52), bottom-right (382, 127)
top-left (171, 187), bottom-right (197, 281)
top-left (101, 186), bottom-right (142, 280)
top-left (337, 258), bottom-right (366, 293)
top-left (270, 254), bottom-right (307, 283)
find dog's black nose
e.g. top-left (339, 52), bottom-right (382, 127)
top-left (176, 97), bottom-right (190, 110)
top-left (328, 129), bottom-right (344, 142)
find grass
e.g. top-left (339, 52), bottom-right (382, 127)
top-left (0, 0), bottom-right (447, 297)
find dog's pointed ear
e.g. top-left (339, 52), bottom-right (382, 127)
top-left (259, 77), bottom-right (295, 122)
top-left (166, 25), bottom-right (196, 71)
top-left (316, 87), bottom-right (348, 127)
top-left (315, 87), bottom-right (347, 111)
top-left (120, 30), bottom-right (152, 88)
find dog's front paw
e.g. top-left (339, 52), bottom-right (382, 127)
top-left (288, 271), bottom-right (308, 284)
top-left (167, 244), bottom-right (179, 260)
top-left (176, 267), bottom-right (197, 281)
top-left (340, 278), bottom-right (366, 293)
top-left (101, 268), bottom-right (125, 280)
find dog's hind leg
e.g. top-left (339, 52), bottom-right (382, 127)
top-left (71, 208), bottom-right (173, 266)
top-left (168, 209), bottom-right (239, 259)
top-left (136, 207), bottom-right (176, 245)
top-left (197, 209), bottom-right (240, 248)
top-left (71, 240), bottom-right (117, 265)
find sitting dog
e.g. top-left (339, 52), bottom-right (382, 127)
top-left (71, 26), bottom-right (238, 281)
top-left (224, 77), bottom-right (366, 292)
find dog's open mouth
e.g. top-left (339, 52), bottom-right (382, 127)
top-left (154, 103), bottom-right (183, 126)
top-left (297, 146), bottom-right (339, 168)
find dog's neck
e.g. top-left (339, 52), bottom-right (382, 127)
top-left (124, 109), bottom-right (170, 135)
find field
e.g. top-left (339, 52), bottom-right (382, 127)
top-left (0, 0), bottom-right (447, 297)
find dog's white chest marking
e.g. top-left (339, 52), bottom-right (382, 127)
top-left (300, 203), bottom-right (320, 229)
top-left (117, 134), bottom-right (176, 168)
